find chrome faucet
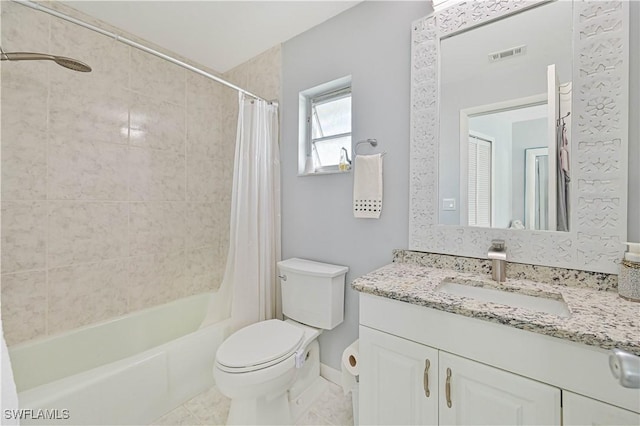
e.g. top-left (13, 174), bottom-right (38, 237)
top-left (488, 240), bottom-right (507, 282)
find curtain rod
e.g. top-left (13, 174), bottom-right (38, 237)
top-left (11, 0), bottom-right (269, 103)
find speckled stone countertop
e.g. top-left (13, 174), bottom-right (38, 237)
top-left (352, 262), bottom-right (640, 355)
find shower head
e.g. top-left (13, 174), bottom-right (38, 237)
top-left (0, 49), bottom-right (91, 72)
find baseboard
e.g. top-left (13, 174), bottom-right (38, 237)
top-left (319, 363), bottom-right (341, 386)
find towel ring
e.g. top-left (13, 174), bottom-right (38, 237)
top-left (354, 139), bottom-right (387, 157)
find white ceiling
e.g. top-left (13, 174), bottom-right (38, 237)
top-left (63, 1), bottom-right (361, 73)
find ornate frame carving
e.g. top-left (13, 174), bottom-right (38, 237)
top-left (409, 0), bottom-right (629, 274)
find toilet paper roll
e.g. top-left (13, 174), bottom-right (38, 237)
top-left (341, 339), bottom-right (359, 395)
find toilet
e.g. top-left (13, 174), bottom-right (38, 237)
top-left (213, 258), bottom-right (348, 425)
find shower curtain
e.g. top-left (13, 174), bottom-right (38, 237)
top-left (202, 93), bottom-right (281, 331)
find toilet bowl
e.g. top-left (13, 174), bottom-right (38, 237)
top-left (214, 319), bottom-right (321, 425)
top-left (213, 258), bottom-right (348, 425)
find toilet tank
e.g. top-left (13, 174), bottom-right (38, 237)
top-left (278, 258), bottom-right (348, 330)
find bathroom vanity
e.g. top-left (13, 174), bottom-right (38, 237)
top-left (353, 257), bottom-right (640, 425)
top-left (361, 0), bottom-right (639, 422)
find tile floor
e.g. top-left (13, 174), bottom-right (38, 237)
top-left (151, 381), bottom-right (354, 426)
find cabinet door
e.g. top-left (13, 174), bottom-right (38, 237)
top-left (359, 326), bottom-right (438, 425)
top-left (563, 391), bottom-right (640, 425)
top-left (439, 351), bottom-right (561, 425)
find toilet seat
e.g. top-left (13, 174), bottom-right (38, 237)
top-left (216, 319), bottom-right (304, 373)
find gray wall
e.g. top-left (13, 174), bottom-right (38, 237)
top-left (281, 1), bottom-right (430, 369)
top-left (282, 1), bottom-right (639, 370)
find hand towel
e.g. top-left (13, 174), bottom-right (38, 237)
top-left (353, 154), bottom-right (383, 219)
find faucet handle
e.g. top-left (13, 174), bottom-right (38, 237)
top-left (491, 239), bottom-right (505, 250)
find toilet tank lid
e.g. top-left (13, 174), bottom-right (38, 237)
top-left (278, 258), bottom-right (348, 278)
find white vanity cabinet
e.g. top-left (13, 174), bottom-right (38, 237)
top-left (358, 293), bottom-right (640, 425)
top-left (359, 326), bottom-right (438, 425)
top-left (438, 351), bottom-right (560, 425)
top-left (563, 392), bottom-right (640, 425)
top-left (360, 325), bottom-right (560, 425)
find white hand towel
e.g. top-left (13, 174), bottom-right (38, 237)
top-left (353, 154), bottom-right (383, 219)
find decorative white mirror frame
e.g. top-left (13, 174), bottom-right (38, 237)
top-left (409, 0), bottom-right (629, 274)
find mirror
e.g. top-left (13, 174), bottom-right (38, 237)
top-left (409, 0), bottom-right (629, 274)
top-left (437, 0), bottom-right (573, 231)
top-left (525, 147), bottom-right (549, 230)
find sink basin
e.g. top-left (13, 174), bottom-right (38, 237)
top-left (438, 280), bottom-right (571, 318)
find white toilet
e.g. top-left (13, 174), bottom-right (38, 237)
top-left (213, 258), bottom-right (348, 425)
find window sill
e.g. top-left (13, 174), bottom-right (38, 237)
top-left (298, 168), bottom-right (351, 177)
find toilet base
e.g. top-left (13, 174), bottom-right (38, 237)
top-left (227, 391), bottom-right (292, 425)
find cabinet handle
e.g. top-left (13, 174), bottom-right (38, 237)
top-left (423, 359), bottom-right (430, 397)
top-left (445, 367), bottom-right (452, 408)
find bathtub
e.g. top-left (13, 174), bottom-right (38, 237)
top-left (8, 293), bottom-right (230, 425)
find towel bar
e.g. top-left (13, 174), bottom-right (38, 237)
top-left (354, 139), bottom-right (387, 157)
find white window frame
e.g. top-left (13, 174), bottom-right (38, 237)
top-left (298, 76), bottom-right (352, 176)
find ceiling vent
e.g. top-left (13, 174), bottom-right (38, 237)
top-left (488, 45), bottom-right (526, 63)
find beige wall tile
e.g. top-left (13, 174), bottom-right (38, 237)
top-left (0, 0), bottom-right (49, 91)
top-left (187, 246), bottom-right (224, 295)
top-left (49, 17), bottom-right (129, 91)
top-left (48, 202), bottom-right (128, 267)
top-left (1, 271), bottom-right (47, 345)
top-left (0, 1), bottom-right (280, 343)
top-left (48, 139), bottom-right (129, 200)
top-left (1, 60), bottom-right (49, 94)
top-left (1, 201), bottom-right (47, 274)
top-left (186, 72), bottom-right (223, 111)
top-left (186, 203), bottom-right (219, 249)
top-left (0, 1), bottom-right (49, 52)
top-left (186, 105), bottom-right (222, 158)
top-left (186, 155), bottom-right (224, 202)
top-left (129, 147), bottom-right (186, 201)
top-left (130, 93), bottom-right (186, 153)
top-left (131, 49), bottom-right (186, 105)
top-left (1, 126), bottom-right (47, 200)
top-left (1, 84), bottom-right (48, 132)
top-left (129, 202), bottom-right (185, 256)
top-left (48, 260), bottom-right (128, 334)
top-left (128, 251), bottom-right (187, 311)
top-left (224, 45), bottom-right (282, 101)
top-left (49, 86), bottom-right (129, 146)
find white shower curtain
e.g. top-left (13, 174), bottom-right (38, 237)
top-left (202, 93), bottom-right (281, 332)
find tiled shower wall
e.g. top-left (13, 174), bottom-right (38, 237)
top-left (0, 1), bottom-right (281, 345)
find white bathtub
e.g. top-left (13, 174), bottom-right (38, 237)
top-left (8, 293), bottom-right (230, 425)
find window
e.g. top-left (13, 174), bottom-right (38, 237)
top-left (310, 88), bottom-right (351, 171)
top-left (299, 77), bottom-right (352, 175)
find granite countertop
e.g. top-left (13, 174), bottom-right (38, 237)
top-left (352, 262), bottom-right (640, 355)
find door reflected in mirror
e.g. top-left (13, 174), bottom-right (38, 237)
top-left (438, 0), bottom-right (573, 232)
top-left (525, 147), bottom-right (549, 230)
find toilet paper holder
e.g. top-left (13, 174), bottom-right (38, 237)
top-left (609, 349), bottom-right (640, 388)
